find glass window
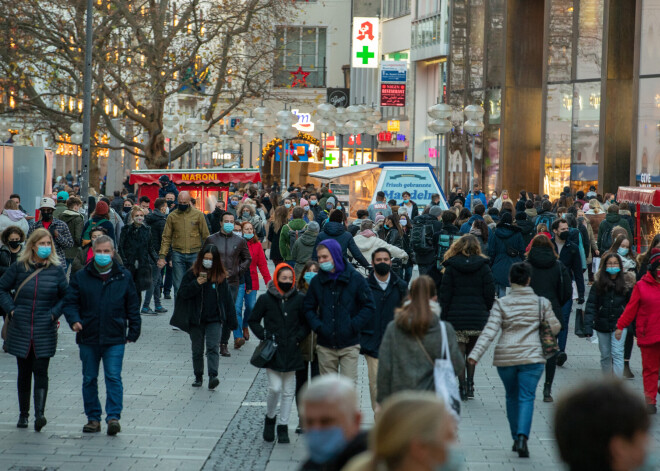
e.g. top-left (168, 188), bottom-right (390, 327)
top-left (274, 26), bottom-right (327, 88)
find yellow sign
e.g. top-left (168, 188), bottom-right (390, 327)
top-left (181, 173), bottom-right (218, 181)
top-left (387, 120), bottom-right (400, 132)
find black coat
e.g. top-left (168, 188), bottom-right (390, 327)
top-left (527, 246), bottom-right (573, 325)
top-left (268, 226), bottom-right (284, 261)
top-left (206, 209), bottom-right (224, 235)
top-left (170, 270), bottom-right (237, 333)
top-left (360, 272), bottom-right (408, 358)
top-left (248, 283), bottom-right (309, 372)
top-left (439, 255), bottom-right (495, 331)
top-left (412, 214), bottom-right (443, 266)
top-left (516, 219), bottom-right (536, 247)
top-left (119, 223), bottom-right (155, 291)
top-left (385, 227), bottom-right (414, 266)
top-left (0, 262), bottom-right (68, 358)
top-left (64, 262), bottom-right (141, 345)
top-left (585, 285), bottom-right (632, 334)
top-left (312, 222), bottom-right (370, 268)
top-left (488, 225), bottom-right (525, 287)
top-left (145, 210), bottom-right (167, 254)
top-left (552, 238), bottom-right (585, 299)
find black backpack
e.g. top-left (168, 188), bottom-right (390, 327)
top-left (411, 218), bottom-right (434, 252)
top-left (288, 223), bottom-right (307, 248)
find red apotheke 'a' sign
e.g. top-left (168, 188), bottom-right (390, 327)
top-left (380, 84), bottom-right (406, 107)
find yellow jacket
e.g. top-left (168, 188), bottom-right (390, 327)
top-left (159, 207), bottom-right (210, 257)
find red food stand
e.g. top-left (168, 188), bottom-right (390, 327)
top-left (616, 186), bottom-right (660, 252)
top-left (129, 169), bottom-right (261, 213)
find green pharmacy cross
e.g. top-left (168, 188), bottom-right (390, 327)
top-left (325, 152), bottom-right (337, 165)
top-left (356, 46), bottom-right (375, 65)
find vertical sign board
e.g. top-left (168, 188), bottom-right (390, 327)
top-left (380, 61), bottom-right (407, 83)
top-left (352, 18), bottom-right (379, 69)
top-left (380, 84), bottom-right (406, 107)
top-left (380, 61), bottom-right (407, 107)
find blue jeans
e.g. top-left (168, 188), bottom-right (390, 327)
top-left (495, 284), bottom-right (507, 298)
top-left (597, 329), bottom-right (627, 377)
top-left (79, 344), bottom-right (125, 422)
top-left (497, 363), bottom-right (545, 440)
top-left (163, 265), bottom-right (172, 296)
top-left (172, 251), bottom-right (198, 298)
top-left (234, 288), bottom-right (257, 339)
top-left (557, 300), bottom-right (574, 352)
top-left (142, 263), bottom-right (163, 309)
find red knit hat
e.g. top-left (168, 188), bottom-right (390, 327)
top-left (95, 201), bottom-right (109, 216)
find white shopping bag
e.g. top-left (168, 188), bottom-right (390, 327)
top-left (434, 321), bottom-right (461, 421)
top-left (592, 257), bottom-right (600, 273)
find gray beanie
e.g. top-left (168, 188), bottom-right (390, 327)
top-left (429, 206), bottom-right (443, 217)
top-left (307, 221), bottom-right (320, 233)
top-left (326, 196), bottom-right (336, 207)
top-left (360, 219), bottom-right (374, 231)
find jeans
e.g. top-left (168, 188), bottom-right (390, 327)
top-left (142, 263), bottom-right (163, 309)
top-left (597, 330), bottom-right (627, 377)
top-left (234, 288), bottom-right (257, 339)
top-left (495, 284), bottom-right (507, 298)
top-left (172, 251), bottom-right (198, 298)
top-left (497, 363), bottom-right (545, 440)
top-left (266, 369), bottom-right (296, 425)
top-left (557, 300), bottom-right (574, 352)
top-left (17, 349), bottom-right (50, 415)
top-left (402, 264), bottom-right (413, 283)
top-left (163, 265), bottom-right (172, 296)
top-left (190, 322), bottom-right (221, 377)
top-left (79, 343), bottom-right (125, 422)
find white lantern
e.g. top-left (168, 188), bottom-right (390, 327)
top-left (251, 120), bottom-right (269, 135)
top-left (71, 122), bottom-right (83, 134)
top-left (163, 114), bottom-right (179, 128)
top-left (345, 120), bottom-right (365, 136)
top-left (253, 106), bottom-right (270, 121)
top-left (276, 110), bottom-right (297, 126)
top-left (428, 119), bottom-right (452, 135)
top-left (428, 103), bottom-right (452, 120)
top-left (317, 103), bottom-right (336, 119)
top-left (464, 104), bottom-right (485, 121)
top-left (346, 104), bottom-right (364, 121)
top-left (316, 118), bottom-right (335, 134)
top-left (463, 119), bottom-right (484, 134)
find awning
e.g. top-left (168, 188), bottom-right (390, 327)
top-left (617, 186), bottom-right (660, 207)
top-left (308, 163), bottom-right (379, 180)
top-left (129, 169), bottom-right (261, 186)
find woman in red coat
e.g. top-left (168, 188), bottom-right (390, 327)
top-left (234, 221), bottom-right (272, 344)
top-left (616, 248), bottom-right (660, 414)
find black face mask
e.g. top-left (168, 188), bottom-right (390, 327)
top-left (167, 201), bottom-right (175, 207)
top-left (374, 262), bottom-right (391, 276)
top-left (178, 204), bottom-right (189, 212)
top-left (123, 207), bottom-right (131, 213)
top-left (558, 231), bottom-right (569, 241)
top-left (8, 241), bottom-right (21, 249)
top-left (41, 212), bottom-right (53, 221)
top-left (457, 193), bottom-right (463, 197)
top-left (278, 282), bottom-right (293, 293)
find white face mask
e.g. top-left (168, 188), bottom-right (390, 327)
top-left (134, 216), bottom-right (145, 224)
top-left (400, 219), bottom-right (408, 227)
top-left (202, 259), bottom-right (213, 269)
top-left (233, 231), bottom-right (242, 237)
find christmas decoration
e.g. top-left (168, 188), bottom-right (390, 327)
top-left (290, 66), bottom-right (310, 88)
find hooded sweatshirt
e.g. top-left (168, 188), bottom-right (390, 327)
top-left (291, 228), bottom-right (319, 279)
top-left (318, 239), bottom-right (345, 280)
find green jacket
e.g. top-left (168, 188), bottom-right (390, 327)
top-left (597, 213), bottom-right (632, 251)
top-left (159, 207), bottom-right (210, 257)
top-left (53, 202), bottom-right (68, 220)
top-left (59, 209), bottom-right (84, 259)
top-left (279, 219), bottom-right (307, 261)
top-left (291, 229), bottom-right (319, 279)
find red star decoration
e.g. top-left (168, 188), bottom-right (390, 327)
top-left (290, 66), bottom-right (310, 88)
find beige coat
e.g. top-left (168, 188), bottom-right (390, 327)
top-left (469, 285), bottom-right (561, 366)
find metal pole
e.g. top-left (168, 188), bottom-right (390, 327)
top-left (280, 140), bottom-right (286, 191)
top-left (359, 133), bottom-right (364, 164)
top-left (339, 134), bottom-right (344, 167)
top-left (249, 141), bottom-right (252, 168)
top-left (259, 133), bottom-right (263, 172)
top-left (470, 134), bottom-right (475, 210)
top-left (167, 138), bottom-right (172, 170)
top-left (352, 134), bottom-right (357, 165)
top-left (80, 0), bottom-right (93, 200)
top-left (323, 132), bottom-right (326, 170)
top-left (435, 133), bottom-right (440, 187)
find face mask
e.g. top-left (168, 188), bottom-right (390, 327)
top-left (178, 204), bottom-right (189, 212)
top-left (304, 206), bottom-right (310, 212)
top-left (435, 446), bottom-right (463, 471)
top-left (310, 200), bottom-right (317, 206)
top-left (244, 233), bottom-right (254, 240)
top-left (242, 211), bottom-right (250, 217)
top-left (606, 266), bottom-right (621, 275)
top-left (502, 195), bottom-right (508, 199)
top-left (285, 203), bottom-right (291, 209)
top-left (233, 231), bottom-right (242, 237)
top-left (374, 262), bottom-right (391, 276)
top-left (618, 247), bottom-right (629, 257)
top-left (230, 200), bottom-right (239, 206)
top-left (383, 224), bottom-right (390, 230)
top-left (278, 281), bottom-right (293, 293)
top-left (291, 202), bottom-right (296, 207)
top-left (304, 271), bottom-right (317, 283)
top-left (164, 207), bottom-right (170, 215)
top-left (558, 231), bottom-right (569, 241)
top-left (403, 199), bottom-right (409, 204)
top-left (223, 223), bottom-right (235, 233)
top-left (41, 212), bottom-right (53, 221)
top-left (36, 246), bottom-right (52, 259)
top-left (400, 219), bottom-right (408, 227)
top-left (320, 261), bottom-right (335, 272)
top-left (8, 241), bottom-right (21, 249)
top-left (326, 204), bottom-right (334, 210)
top-left (123, 207), bottom-right (131, 213)
top-left (167, 200), bottom-right (175, 207)
top-left (202, 259), bottom-right (213, 269)
top-left (562, 213), bottom-right (568, 219)
top-left (134, 216), bottom-right (144, 224)
top-left (304, 427), bottom-right (347, 464)
top-left (94, 253), bottom-right (112, 266)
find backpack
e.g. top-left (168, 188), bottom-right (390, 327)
top-left (535, 213), bottom-right (556, 233)
top-left (288, 223), bottom-right (307, 248)
top-left (600, 224), bottom-right (621, 252)
top-left (82, 218), bottom-right (109, 244)
top-left (411, 218), bottom-right (435, 252)
top-left (436, 232), bottom-right (460, 269)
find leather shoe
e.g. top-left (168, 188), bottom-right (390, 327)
top-left (83, 420), bottom-right (101, 433)
top-left (220, 344), bottom-right (231, 357)
top-left (107, 419), bottom-right (121, 436)
top-left (243, 327), bottom-right (250, 341)
top-left (234, 338), bottom-right (246, 349)
top-left (17, 414), bottom-right (28, 429)
top-left (516, 434), bottom-right (529, 458)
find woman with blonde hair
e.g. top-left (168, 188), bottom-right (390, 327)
top-left (344, 391), bottom-right (460, 471)
top-left (0, 228), bottom-right (68, 431)
top-left (236, 199), bottom-right (265, 240)
top-left (440, 234), bottom-right (495, 400)
top-left (377, 276), bottom-right (464, 404)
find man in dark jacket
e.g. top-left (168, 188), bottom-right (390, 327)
top-left (551, 219), bottom-right (585, 367)
top-left (304, 239), bottom-right (375, 383)
top-left (399, 191), bottom-right (419, 219)
top-left (206, 202), bottom-right (225, 234)
top-left (312, 210), bottom-right (370, 268)
top-left (412, 206), bottom-right (443, 275)
top-left (64, 235), bottom-right (141, 436)
top-left (459, 203), bottom-right (487, 234)
top-left (157, 175), bottom-right (179, 200)
top-left (143, 198), bottom-right (168, 314)
top-left (361, 248), bottom-right (408, 413)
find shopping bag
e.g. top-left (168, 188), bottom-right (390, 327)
top-left (433, 322), bottom-right (461, 421)
top-left (574, 307), bottom-right (588, 338)
top-left (592, 257), bottom-right (601, 274)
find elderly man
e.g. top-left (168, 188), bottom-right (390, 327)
top-left (299, 375), bottom-right (367, 470)
top-left (64, 235), bottom-right (141, 435)
top-left (157, 191), bottom-right (209, 297)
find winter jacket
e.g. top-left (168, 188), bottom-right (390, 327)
top-left (203, 231), bottom-right (251, 286)
top-left (360, 271), bottom-right (408, 358)
top-left (585, 282), bottom-right (633, 334)
top-left (525, 207), bottom-right (538, 223)
top-left (464, 191), bottom-right (488, 211)
top-left (527, 246), bottom-right (573, 324)
top-left (440, 254), bottom-right (495, 331)
top-left (0, 261), bottom-right (68, 358)
top-left (53, 202), bottom-right (67, 220)
top-left (348, 219), bottom-right (364, 237)
top-left (0, 210), bottom-right (29, 239)
top-left (248, 283), bottom-right (309, 372)
top-left (107, 208), bottom-right (125, 241)
top-left (619, 210), bottom-right (636, 240)
top-left (585, 211), bottom-right (606, 238)
top-left (237, 213), bottom-right (265, 240)
top-left (412, 214), bottom-right (443, 266)
top-left (597, 213), bottom-right (633, 252)
top-left (303, 261), bottom-right (375, 349)
top-left (377, 306), bottom-right (464, 403)
top-left (158, 181), bottom-right (179, 200)
top-left (312, 221), bottom-right (370, 268)
top-left (617, 272), bottom-right (660, 346)
top-left (268, 225), bottom-right (284, 262)
top-left (28, 218), bottom-right (74, 265)
top-left (400, 201), bottom-right (419, 219)
top-left (468, 285), bottom-right (561, 366)
top-left (488, 225), bottom-right (525, 287)
top-left (119, 223), bottom-right (156, 291)
top-left (291, 229), bottom-right (319, 280)
top-left (59, 209), bottom-right (84, 260)
top-left (0, 244), bottom-right (22, 279)
top-left (367, 201), bottom-right (392, 221)
top-left (279, 218), bottom-right (307, 261)
top-left (145, 210), bottom-right (167, 257)
top-left (516, 219), bottom-right (536, 247)
top-left (110, 197), bottom-right (125, 215)
top-left (81, 216), bottom-right (116, 244)
top-left (206, 208), bottom-right (224, 235)
top-left (169, 269), bottom-right (237, 333)
top-left (159, 206), bottom-right (210, 257)
top-left (552, 238), bottom-right (586, 300)
top-left (246, 237), bottom-right (271, 290)
top-left (459, 214), bottom-right (485, 235)
top-left (64, 262), bottom-right (141, 345)
top-left (353, 233), bottom-right (409, 265)
top-left (385, 227), bottom-right (414, 267)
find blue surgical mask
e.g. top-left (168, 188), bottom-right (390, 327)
top-left (304, 271), bottom-right (317, 283)
top-left (223, 223), bottom-right (234, 233)
top-left (94, 253), bottom-right (112, 266)
top-left (403, 199), bottom-right (409, 204)
top-left (310, 200), bottom-right (317, 206)
top-left (400, 219), bottom-right (408, 227)
top-left (435, 446), bottom-right (463, 471)
top-left (36, 246), bottom-right (51, 259)
top-left (617, 247), bottom-right (629, 257)
top-left (606, 266), bottom-right (621, 275)
top-left (383, 224), bottom-right (390, 230)
top-left (285, 203), bottom-right (291, 209)
top-left (304, 427), bottom-right (347, 464)
top-left (291, 201), bottom-right (296, 206)
top-left (326, 204), bottom-right (334, 210)
top-left (230, 200), bottom-right (239, 206)
top-left (242, 211), bottom-right (250, 217)
top-left (244, 233), bottom-right (254, 240)
top-left (320, 261), bottom-right (335, 272)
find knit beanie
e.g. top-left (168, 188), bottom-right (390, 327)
top-left (649, 248), bottom-right (660, 273)
top-left (95, 201), bottom-right (109, 216)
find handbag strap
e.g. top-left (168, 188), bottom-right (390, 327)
top-left (415, 336), bottom-right (434, 366)
top-left (538, 297), bottom-right (543, 322)
top-left (415, 321), bottom-right (451, 366)
top-left (14, 267), bottom-right (44, 302)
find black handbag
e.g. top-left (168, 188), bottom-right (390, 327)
top-left (506, 246), bottom-right (520, 258)
top-left (250, 334), bottom-right (278, 368)
top-left (574, 307), bottom-right (588, 338)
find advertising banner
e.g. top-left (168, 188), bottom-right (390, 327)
top-left (373, 167), bottom-right (445, 209)
top-left (380, 61), bottom-right (407, 82)
top-left (351, 18), bottom-right (379, 69)
top-left (380, 84), bottom-right (406, 107)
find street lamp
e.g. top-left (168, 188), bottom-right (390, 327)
top-left (427, 102), bottom-right (452, 191)
top-left (463, 104), bottom-right (485, 210)
top-left (366, 106), bottom-right (382, 162)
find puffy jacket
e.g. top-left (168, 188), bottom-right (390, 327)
top-left (617, 272), bottom-right (660, 346)
top-left (203, 231), bottom-right (251, 286)
top-left (248, 283), bottom-right (309, 372)
top-left (488, 225), bottom-right (525, 287)
top-left (440, 254), bottom-right (495, 331)
top-left (597, 213), bottom-right (633, 251)
top-left (0, 210), bottom-right (30, 239)
top-left (0, 262), bottom-right (67, 358)
top-left (312, 221), bottom-right (370, 268)
top-left (585, 283), bottom-right (632, 334)
top-left (303, 262), bottom-right (375, 349)
top-left (59, 209), bottom-right (84, 260)
top-left (145, 210), bottom-right (167, 255)
top-left (527, 246), bottom-right (573, 324)
top-left (119, 223), bottom-right (156, 291)
top-left (279, 218), bottom-right (307, 261)
top-left (291, 229), bottom-right (319, 280)
top-left (64, 262), bottom-right (141, 345)
top-left (360, 271), bottom-right (408, 358)
top-left (353, 233), bottom-right (409, 264)
top-left (469, 285), bottom-right (561, 366)
top-left (159, 206), bottom-right (210, 257)
top-left (246, 237), bottom-right (271, 290)
top-left (28, 218), bottom-right (74, 265)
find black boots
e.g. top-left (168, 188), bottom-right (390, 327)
top-left (17, 414), bottom-right (28, 428)
top-left (466, 379), bottom-right (475, 399)
top-left (263, 415), bottom-right (276, 442)
top-left (277, 425), bottom-right (290, 444)
top-left (220, 344), bottom-right (231, 357)
top-left (192, 375), bottom-right (203, 387)
top-left (458, 381), bottom-right (468, 402)
top-left (208, 376), bottom-right (219, 390)
top-left (543, 382), bottom-right (553, 403)
top-left (33, 389), bottom-right (47, 432)
top-left (516, 434), bottom-right (529, 458)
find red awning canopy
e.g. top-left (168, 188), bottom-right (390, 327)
top-left (129, 170), bottom-right (261, 186)
top-left (617, 186), bottom-right (660, 207)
